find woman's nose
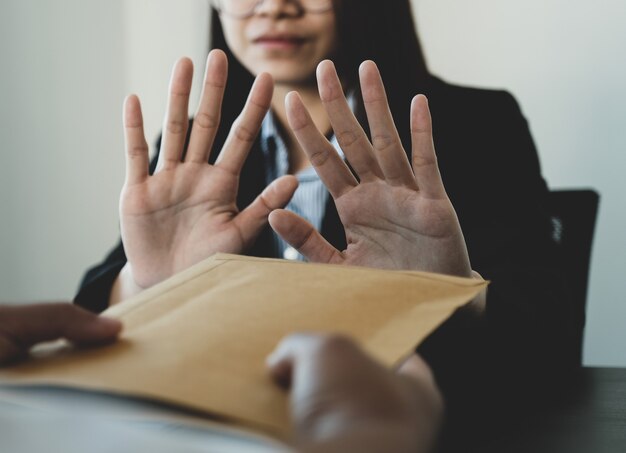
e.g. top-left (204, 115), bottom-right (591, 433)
top-left (254, 0), bottom-right (302, 18)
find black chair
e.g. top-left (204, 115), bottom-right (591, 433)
top-left (548, 189), bottom-right (600, 364)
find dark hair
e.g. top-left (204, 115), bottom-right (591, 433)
top-left (209, 0), bottom-right (431, 152)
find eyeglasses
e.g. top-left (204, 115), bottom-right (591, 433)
top-left (211, 0), bottom-right (333, 19)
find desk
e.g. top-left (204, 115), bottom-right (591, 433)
top-left (440, 367), bottom-right (626, 453)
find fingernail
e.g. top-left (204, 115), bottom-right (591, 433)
top-left (98, 317), bottom-right (123, 336)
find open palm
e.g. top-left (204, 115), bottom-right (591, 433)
top-left (121, 51), bottom-right (297, 288)
top-left (269, 61), bottom-right (471, 278)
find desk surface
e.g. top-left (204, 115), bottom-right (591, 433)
top-left (441, 367), bottom-right (626, 453)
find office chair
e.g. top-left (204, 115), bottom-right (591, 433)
top-left (549, 189), bottom-right (600, 364)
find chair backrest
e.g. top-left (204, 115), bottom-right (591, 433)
top-left (548, 189), bottom-right (600, 363)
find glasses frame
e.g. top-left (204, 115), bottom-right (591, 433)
top-left (211, 0), bottom-right (333, 19)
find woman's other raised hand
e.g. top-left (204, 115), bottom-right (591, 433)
top-left (270, 60), bottom-right (472, 278)
top-left (117, 50), bottom-right (298, 295)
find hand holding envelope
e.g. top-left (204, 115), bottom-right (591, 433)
top-left (268, 333), bottom-right (444, 452)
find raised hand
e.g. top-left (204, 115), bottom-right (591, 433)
top-left (269, 60), bottom-right (472, 277)
top-left (121, 50), bottom-right (298, 289)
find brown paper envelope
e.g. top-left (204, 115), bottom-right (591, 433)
top-left (0, 254), bottom-right (487, 437)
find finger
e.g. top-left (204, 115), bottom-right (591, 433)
top-left (410, 95), bottom-right (447, 199)
top-left (0, 304), bottom-right (122, 363)
top-left (123, 95), bottom-right (150, 185)
top-left (286, 91), bottom-right (358, 199)
top-left (156, 58), bottom-right (194, 170)
top-left (397, 354), bottom-right (435, 382)
top-left (266, 333), bottom-right (321, 388)
top-left (266, 333), bottom-right (352, 387)
top-left (215, 72), bottom-right (273, 174)
top-left (186, 50), bottom-right (228, 164)
top-left (269, 209), bottom-right (344, 265)
top-left (359, 61), bottom-right (416, 187)
top-left (233, 175), bottom-right (298, 246)
top-left (317, 60), bottom-right (383, 182)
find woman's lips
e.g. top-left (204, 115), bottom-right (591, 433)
top-left (253, 35), bottom-right (307, 50)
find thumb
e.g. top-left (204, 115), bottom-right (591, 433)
top-left (234, 175), bottom-right (298, 245)
top-left (269, 209), bottom-right (343, 264)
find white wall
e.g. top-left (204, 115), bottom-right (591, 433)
top-left (0, 0), bottom-right (126, 302)
top-left (0, 1), bottom-right (624, 366)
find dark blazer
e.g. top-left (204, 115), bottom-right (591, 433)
top-left (75, 77), bottom-right (577, 422)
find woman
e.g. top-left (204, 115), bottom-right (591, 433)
top-left (76, 0), bottom-right (576, 436)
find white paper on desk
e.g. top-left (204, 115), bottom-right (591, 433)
top-left (0, 386), bottom-right (286, 453)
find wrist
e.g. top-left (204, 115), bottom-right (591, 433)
top-left (109, 263), bottom-right (145, 306)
